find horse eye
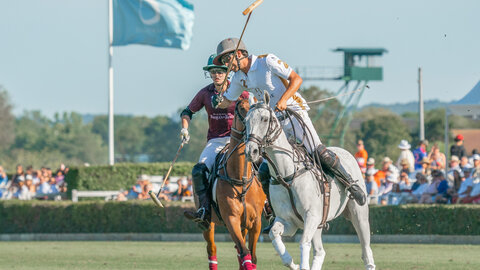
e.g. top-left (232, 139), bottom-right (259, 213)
top-left (262, 117), bottom-right (268, 122)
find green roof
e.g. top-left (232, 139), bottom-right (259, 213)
top-left (333, 47), bottom-right (388, 56)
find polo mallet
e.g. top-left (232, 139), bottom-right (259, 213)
top-left (217, 0), bottom-right (264, 96)
top-left (148, 141), bottom-right (185, 208)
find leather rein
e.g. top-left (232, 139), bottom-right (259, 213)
top-left (216, 101), bottom-right (259, 228)
top-left (245, 103), bottom-right (331, 229)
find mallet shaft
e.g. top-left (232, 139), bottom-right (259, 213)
top-left (149, 141), bottom-right (185, 208)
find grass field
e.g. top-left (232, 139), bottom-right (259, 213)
top-left (0, 241), bottom-right (479, 270)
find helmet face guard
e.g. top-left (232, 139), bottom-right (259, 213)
top-left (213, 38), bottom-right (247, 66)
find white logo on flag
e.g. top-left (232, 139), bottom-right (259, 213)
top-left (139, 0), bottom-right (161, 25)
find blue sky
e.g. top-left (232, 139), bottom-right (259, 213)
top-left (0, 0), bottom-right (479, 118)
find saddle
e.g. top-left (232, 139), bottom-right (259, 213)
top-left (270, 110), bottom-right (333, 230)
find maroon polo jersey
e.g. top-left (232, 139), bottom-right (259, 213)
top-left (188, 83), bottom-right (249, 141)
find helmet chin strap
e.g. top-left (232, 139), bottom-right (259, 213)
top-left (235, 54), bottom-right (248, 72)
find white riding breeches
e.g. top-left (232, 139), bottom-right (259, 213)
top-left (278, 109), bottom-right (322, 153)
top-left (199, 136), bottom-right (230, 172)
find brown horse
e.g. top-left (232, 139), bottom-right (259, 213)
top-left (201, 98), bottom-right (266, 270)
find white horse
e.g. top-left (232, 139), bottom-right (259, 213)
top-left (244, 94), bottom-right (375, 270)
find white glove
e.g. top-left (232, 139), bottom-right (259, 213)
top-left (180, 128), bottom-right (190, 144)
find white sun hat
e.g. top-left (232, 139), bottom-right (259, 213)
top-left (398, 140), bottom-right (411, 150)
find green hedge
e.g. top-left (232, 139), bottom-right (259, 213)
top-left (326, 204), bottom-right (480, 235)
top-left (1, 201), bottom-right (479, 235)
top-left (0, 200), bottom-right (227, 234)
top-left (65, 162), bottom-right (195, 195)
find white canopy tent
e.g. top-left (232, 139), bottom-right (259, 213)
top-left (445, 80), bottom-right (480, 161)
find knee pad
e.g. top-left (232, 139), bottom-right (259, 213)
top-left (192, 163), bottom-right (209, 185)
top-left (315, 145), bottom-right (337, 167)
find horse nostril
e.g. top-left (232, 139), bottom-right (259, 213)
top-left (253, 148), bottom-right (258, 155)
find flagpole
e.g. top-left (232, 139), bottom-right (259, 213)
top-left (108, 0), bottom-right (115, 165)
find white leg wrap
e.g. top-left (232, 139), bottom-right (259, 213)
top-left (300, 242), bottom-right (312, 270)
top-left (311, 253), bottom-right (326, 270)
top-left (272, 236), bottom-right (293, 266)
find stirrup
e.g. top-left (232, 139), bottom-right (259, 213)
top-left (195, 207), bottom-right (206, 221)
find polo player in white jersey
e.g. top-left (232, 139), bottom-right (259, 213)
top-left (212, 38), bottom-right (366, 232)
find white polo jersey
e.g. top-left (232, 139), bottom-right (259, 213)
top-left (223, 54), bottom-right (310, 112)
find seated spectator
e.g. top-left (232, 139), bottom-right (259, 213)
top-left (408, 173), bottom-right (429, 203)
top-left (472, 154), bottom-right (480, 179)
top-left (366, 158), bottom-right (376, 172)
top-left (116, 190), bottom-right (128, 201)
top-left (172, 177), bottom-right (191, 201)
top-left (428, 144), bottom-right (446, 170)
top-left (58, 182), bottom-right (67, 194)
top-left (365, 168), bottom-right (378, 205)
top-left (55, 171), bottom-right (65, 186)
top-left (416, 157), bottom-right (432, 181)
top-left (14, 176), bottom-right (31, 200)
top-left (49, 177), bottom-right (59, 194)
top-left (12, 164), bottom-right (25, 188)
top-left (159, 178), bottom-right (176, 201)
top-left (379, 174), bottom-right (396, 205)
top-left (0, 166), bottom-right (8, 198)
top-left (140, 182), bottom-right (153, 200)
top-left (398, 159), bottom-right (410, 175)
top-left (375, 157), bottom-right (398, 188)
top-left (32, 171), bottom-right (41, 186)
top-left (187, 177), bottom-right (193, 195)
top-left (468, 150), bottom-right (479, 165)
top-left (447, 155), bottom-right (465, 192)
top-left (25, 175), bottom-right (36, 199)
top-left (435, 171), bottom-right (450, 203)
top-left (419, 170), bottom-right (445, 204)
top-left (36, 174), bottom-right (52, 198)
top-left (390, 171), bottom-right (412, 205)
top-left (461, 178), bottom-right (480, 204)
top-left (127, 175), bottom-right (148, 199)
top-left (460, 156), bottom-right (473, 171)
top-left (453, 168), bottom-right (475, 203)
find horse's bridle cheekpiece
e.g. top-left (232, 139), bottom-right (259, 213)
top-left (246, 103), bottom-right (282, 150)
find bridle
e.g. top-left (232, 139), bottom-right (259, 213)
top-left (245, 103), bottom-right (283, 150)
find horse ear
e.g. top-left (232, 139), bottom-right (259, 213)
top-left (263, 91), bottom-right (270, 106)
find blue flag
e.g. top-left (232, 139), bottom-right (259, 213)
top-left (113, 0), bottom-right (194, 49)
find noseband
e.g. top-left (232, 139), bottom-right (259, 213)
top-left (246, 103), bottom-right (282, 149)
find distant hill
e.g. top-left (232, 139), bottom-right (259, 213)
top-left (361, 99), bottom-right (452, 115)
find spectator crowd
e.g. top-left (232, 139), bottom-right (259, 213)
top-left (2, 134), bottom-right (478, 206)
top-left (0, 164), bottom-right (68, 200)
top-left (356, 134), bottom-right (480, 205)
top-left (116, 174), bottom-right (193, 202)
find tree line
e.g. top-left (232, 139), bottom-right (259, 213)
top-left (0, 85), bottom-right (477, 172)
